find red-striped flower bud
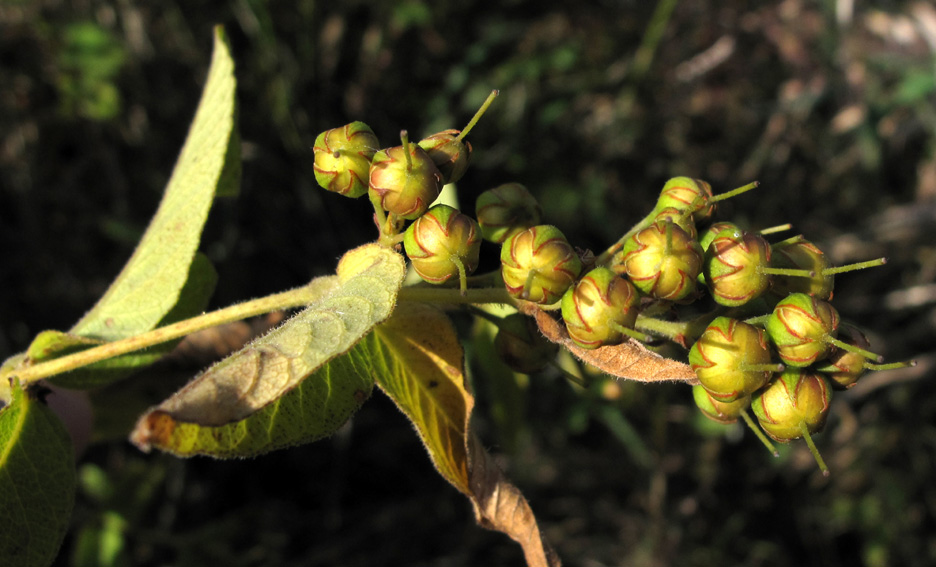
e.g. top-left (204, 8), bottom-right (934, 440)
top-left (560, 267), bottom-right (640, 349)
top-left (368, 135), bottom-right (443, 220)
top-left (699, 222), bottom-right (740, 253)
top-left (475, 183), bottom-right (543, 244)
top-left (815, 324), bottom-right (871, 389)
top-left (689, 316), bottom-right (779, 403)
top-left (403, 204), bottom-right (480, 285)
top-left (703, 226), bottom-right (772, 306)
top-left (617, 221), bottom-right (703, 301)
top-left (752, 369), bottom-right (832, 442)
top-left (651, 206), bottom-right (697, 239)
top-left (418, 129), bottom-right (472, 185)
top-left (655, 177), bottom-right (716, 223)
top-left (692, 385), bottom-right (751, 424)
top-left (501, 225), bottom-right (582, 304)
top-left (313, 121), bottom-right (379, 198)
top-left (769, 239), bottom-right (835, 300)
top-left (766, 293), bottom-right (839, 367)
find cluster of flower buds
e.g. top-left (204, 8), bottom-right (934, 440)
top-left (314, 106), bottom-right (912, 475)
top-left (486, 174), bottom-right (910, 474)
top-left (312, 92), bottom-right (499, 294)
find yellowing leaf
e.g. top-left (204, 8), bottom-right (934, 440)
top-left (533, 307), bottom-right (699, 385)
top-left (129, 244), bottom-right (406, 455)
top-left (0, 382), bottom-right (76, 567)
top-left (373, 302), bottom-right (473, 492)
top-left (372, 302), bottom-right (560, 567)
top-left (71, 26), bottom-right (238, 342)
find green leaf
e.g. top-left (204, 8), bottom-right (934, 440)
top-left (128, 338), bottom-right (379, 458)
top-left (46, 253), bottom-right (218, 390)
top-left (0, 381), bottom-right (76, 567)
top-left (129, 243), bottom-right (406, 456)
top-left (2, 25), bottom-right (237, 393)
top-left (71, 25), bottom-right (238, 343)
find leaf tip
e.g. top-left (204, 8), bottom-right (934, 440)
top-left (130, 409), bottom-right (176, 453)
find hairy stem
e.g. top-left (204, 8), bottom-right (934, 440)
top-left (6, 281), bottom-right (337, 386)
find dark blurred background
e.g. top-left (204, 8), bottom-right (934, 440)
top-left (2, 1), bottom-right (935, 566)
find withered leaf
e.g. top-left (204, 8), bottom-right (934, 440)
top-left (532, 307), bottom-right (699, 385)
top-left (468, 434), bottom-right (561, 567)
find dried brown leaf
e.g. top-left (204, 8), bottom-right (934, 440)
top-left (531, 307), bottom-right (699, 385)
top-left (468, 434), bottom-right (561, 567)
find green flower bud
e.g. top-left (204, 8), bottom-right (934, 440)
top-left (752, 369), bottom-right (832, 442)
top-left (655, 177), bottom-right (716, 223)
top-left (698, 222), bottom-right (741, 254)
top-left (689, 316), bottom-right (778, 403)
top-left (703, 226), bottom-right (772, 306)
top-left (692, 385), bottom-right (751, 424)
top-left (417, 129), bottom-right (472, 185)
top-left (312, 121), bottom-right (379, 198)
top-left (368, 135), bottom-right (443, 220)
top-left (501, 225), bottom-right (583, 304)
top-left (651, 206), bottom-right (697, 239)
top-left (494, 313), bottom-right (559, 373)
top-left (617, 220), bottom-right (703, 301)
top-left (560, 267), bottom-right (640, 349)
top-left (814, 325), bottom-right (870, 389)
top-left (766, 293), bottom-right (840, 367)
top-left (769, 239), bottom-right (834, 300)
top-left (403, 204), bottom-right (481, 285)
top-left (475, 183), bottom-right (543, 244)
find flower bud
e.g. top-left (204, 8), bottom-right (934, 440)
top-left (766, 293), bottom-right (839, 367)
top-left (703, 226), bottom-right (772, 306)
top-left (312, 121), bottom-right (379, 198)
top-left (418, 129), bottom-right (472, 185)
top-left (475, 183), bottom-right (543, 243)
top-left (560, 267), bottom-right (640, 349)
top-left (651, 206), bottom-right (697, 239)
top-left (501, 225), bottom-right (583, 304)
top-left (814, 324), bottom-right (871, 389)
top-left (689, 317), bottom-right (778, 403)
top-left (752, 369), bottom-right (832, 442)
top-left (617, 220), bottom-right (703, 301)
top-left (494, 313), bottom-right (558, 373)
top-left (769, 239), bottom-right (834, 300)
top-left (368, 137), bottom-right (443, 220)
top-left (655, 177), bottom-right (716, 223)
top-left (692, 385), bottom-right (751, 424)
top-left (698, 222), bottom-right (740, 253)
top-left (403, 204), bottom-right (481, 284)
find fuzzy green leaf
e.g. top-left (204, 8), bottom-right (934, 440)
top-left (71, 26), bottom-right (238, 342)
top-left (44, 253), bottom-right (218, 390)
top-left (129, 244), bottom-right (406, 456)
top-left (0, 382), bottom-right (76, 567)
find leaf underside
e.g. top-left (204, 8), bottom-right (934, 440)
top-left (71, 27), bottom-right (238, 344)
top-left (129, 244), bottom-right (406, 457)
top-left (0, 26), bottom-right (238, 397)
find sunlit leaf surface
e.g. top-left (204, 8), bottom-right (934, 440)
top-left (0, 382), bottom-right (76, 567)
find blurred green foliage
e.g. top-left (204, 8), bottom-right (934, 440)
top-left (57, 22), bottom-right (126, 120)
top-left (1, 0), bottom-right (935, 566)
